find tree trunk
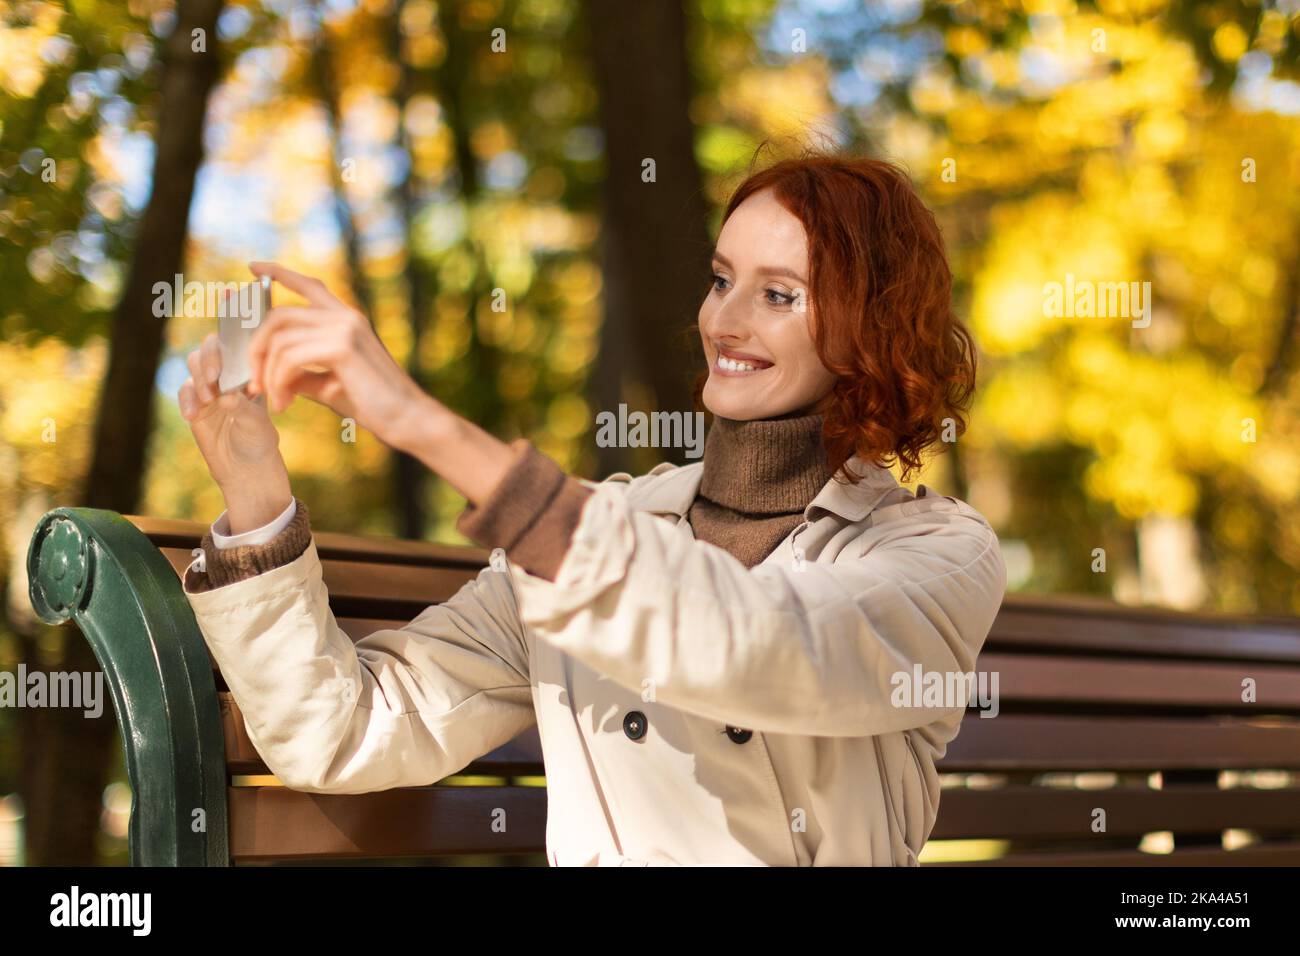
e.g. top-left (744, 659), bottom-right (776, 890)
top-left (17, 0), bottom-right (225, 866)
top-left (386, 0), bottom-right (434, 540)
top-left (80, 0), bottom-right (224, 512)
top-left (582, 0), bottom-right (712, 475)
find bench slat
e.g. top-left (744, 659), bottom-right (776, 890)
top-left (988, 598), bottom-right (1300, 663)
top-left (215, 630), bottom-right (1300, 716)
top-left (977, 651), bottom-right (1300, 713)
top-left (940, 714), bottom-right (1300, 771)
top-left (133, 509), bottom-right (1300, 664)
top-left (127, 513), bottom-right (490, 568)
top-left (228, 785), bottom-right (547, 861)
top-left (931, 785), bottom-right (1300, 839)
top-left (156, 547), bottom-right (479, 615)
top-left (222, 687), bottom-right (1300, 780)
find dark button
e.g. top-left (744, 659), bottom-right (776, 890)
top-left (623, 710), bottom-right (647, 740)
top-left (726, 725), bottom-right (752, 744)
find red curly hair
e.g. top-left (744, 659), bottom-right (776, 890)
top-left (703, 152), bottom-right (978, 485)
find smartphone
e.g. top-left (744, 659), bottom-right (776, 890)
top-left (218, 274), bottom-right (271, 394)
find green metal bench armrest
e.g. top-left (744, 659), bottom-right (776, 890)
top-left (27, 507), bottom-right (228, 866)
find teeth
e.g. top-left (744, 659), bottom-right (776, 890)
top-left (717, 355), bottom-right (759, 372)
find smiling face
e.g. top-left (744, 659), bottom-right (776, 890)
top-left (698, 188), bottom-right (838, 421)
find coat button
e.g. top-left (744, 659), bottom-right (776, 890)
top-left (726, 725), bottom-right (752, 744)
top-left (623, 710), bottom-right (648, 740)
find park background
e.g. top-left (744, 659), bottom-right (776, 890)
top-left (1, 0), bottom-right (1299, 864)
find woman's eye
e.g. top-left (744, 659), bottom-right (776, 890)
top-left (711, 273), bottom-right (729, 292)
top-left (766, 288), bottom-right (796, 306)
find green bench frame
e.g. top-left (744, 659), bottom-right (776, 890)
top-left (28, 507), bottom-right (229, 865)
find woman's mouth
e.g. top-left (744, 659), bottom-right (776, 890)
top-left (714, 349), bottom-right (773, 376)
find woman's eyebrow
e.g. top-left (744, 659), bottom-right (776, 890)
top-left (712, 250), bottom-right (806, 285)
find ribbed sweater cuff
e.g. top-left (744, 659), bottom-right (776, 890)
top-left (184, 496), bottom-right (312, 593)
top-left (456, 439), bottom-right (593, 581)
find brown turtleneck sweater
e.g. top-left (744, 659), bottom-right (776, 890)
top-left (184, 414), bottom-right (833, 591)
top-left (687, 413), bottom-right (834, 569)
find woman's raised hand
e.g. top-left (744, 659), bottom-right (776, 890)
top-left (244, 262), bottom-right (429, 450)
top-left (179, 328), bottom-right (293, 531)
top-left (181, 262), bottom-right (513, 521)
top-left (219, 261), bottom-right (516, 509)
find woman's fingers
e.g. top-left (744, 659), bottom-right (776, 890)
top-left (178, 374), bottom-right (225, 425)
top-left (259, 327), bottom-right (350, 414)
top-left (261, 330), bottom-right (321, 412)
top-left (178, 378), bottom-right (197, 421)
top-left (248, 261), bottom-right (342, 309)
top-left (199, 332), bottom-right (222, 398)
top-left (246, 315), bottom-right (281, 397)
top-left (268, 337), bottom-right (349, 414)
top-left (186, 347), bottom-right (215, 405)
top-left (258, 306), bottom-right (324, 327)
top-left (278, 366), bottom-right (339, 413)
top-left (247, 307), bottom-right (325, 395)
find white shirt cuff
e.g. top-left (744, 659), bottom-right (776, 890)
top-left (211, 498), bottom-right (297, 550)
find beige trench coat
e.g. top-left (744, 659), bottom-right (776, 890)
top-left (182, 456), bottom-right (1007, 866)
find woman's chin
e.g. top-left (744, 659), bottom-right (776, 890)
top-left (702, 379), bottom-right (779, 421)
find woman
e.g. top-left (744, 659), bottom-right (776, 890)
top-left (178, 154), bottom-right (1007, 866)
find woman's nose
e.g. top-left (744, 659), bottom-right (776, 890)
top-left (702, 292), bottom-right (749, 342)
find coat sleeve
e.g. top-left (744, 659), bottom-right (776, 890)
top-left (182, 538), bottom-right (536, 794)
top-left (508, 483), bottom-right (1007, 738)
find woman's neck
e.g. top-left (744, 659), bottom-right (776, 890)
top-left (697, 412), bottom-right (834, 514)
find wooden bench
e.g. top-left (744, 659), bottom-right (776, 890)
top-left (26, 506), bottom-right (1300, 865)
